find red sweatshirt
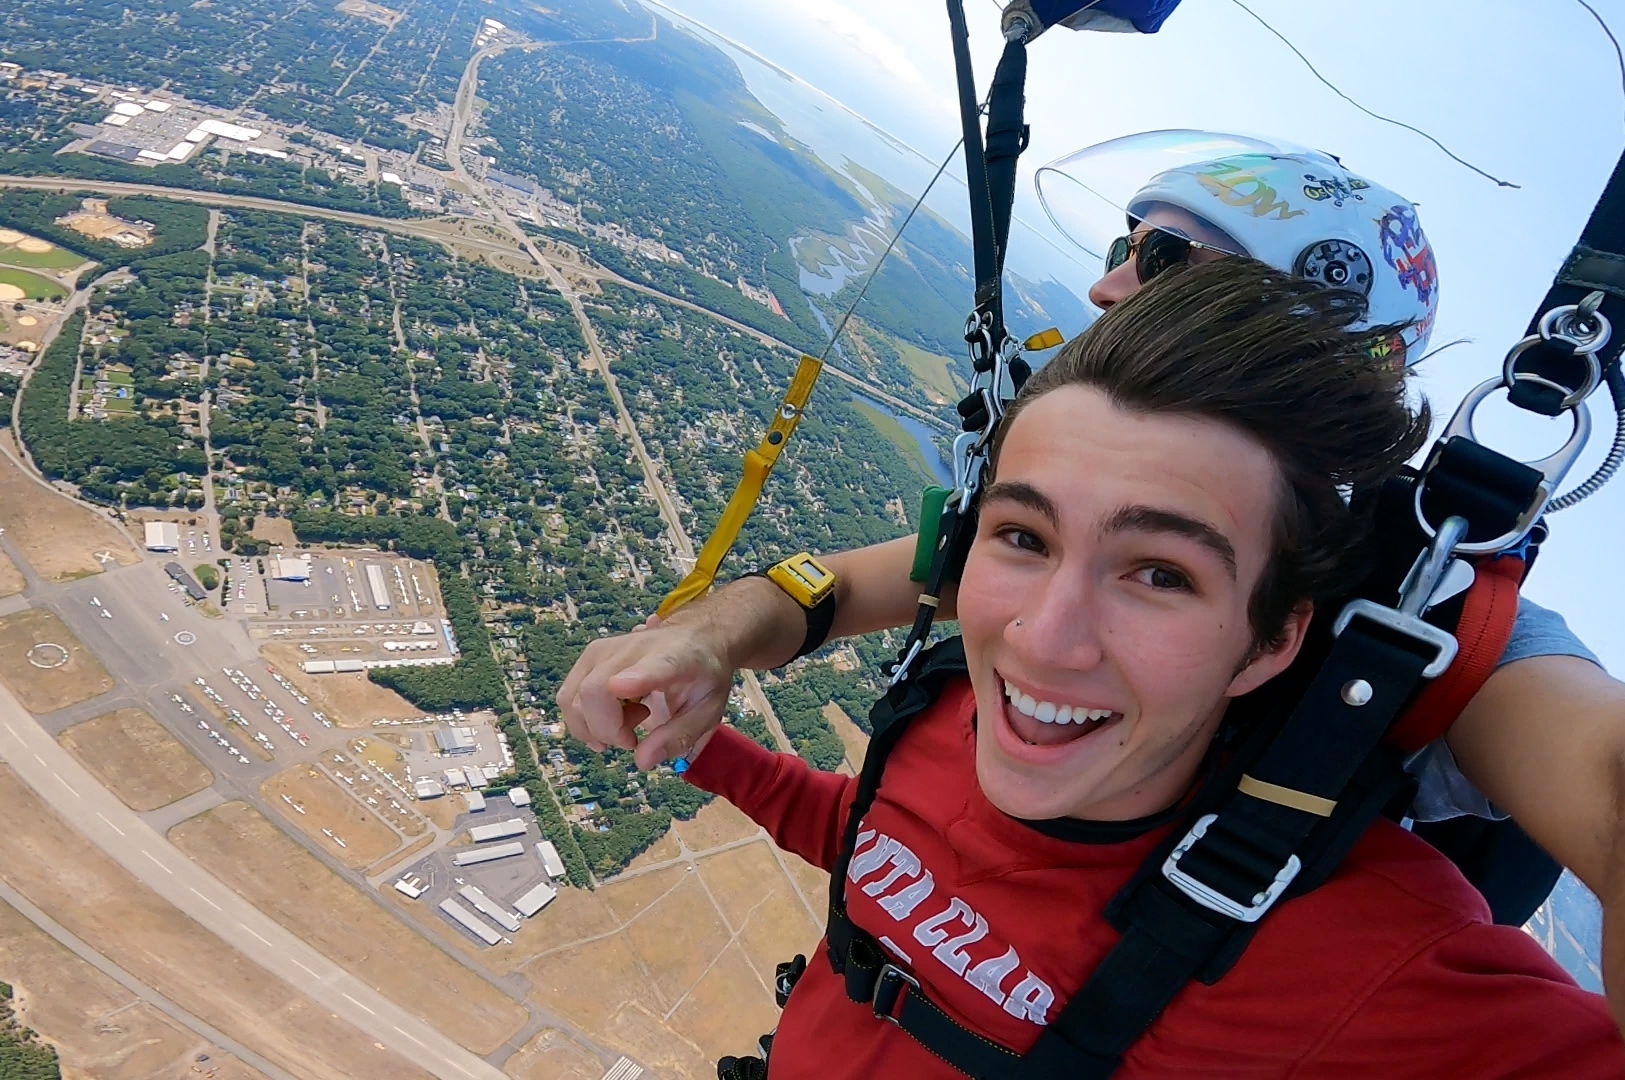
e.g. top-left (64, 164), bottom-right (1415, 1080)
top-left (685, 676), bottom-right (1624, 1078)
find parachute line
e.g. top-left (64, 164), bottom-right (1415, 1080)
top-left (1572, 0), bottom-right (1625, 123)
top-left (1223, 0), bottom-right (1521, 190)
top-left (816, 137), bottom-right (966, 364)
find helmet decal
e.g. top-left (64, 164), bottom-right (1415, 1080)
top-left (1376, 204), bottom-right (1438, 307)
top-left (1194, 159), bottom-right (1308, 221)
top-left (1301, 173), bottom-right (1370, 207)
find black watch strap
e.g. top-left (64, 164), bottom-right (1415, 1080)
top-left (744, 571), bottom-right (838, 662)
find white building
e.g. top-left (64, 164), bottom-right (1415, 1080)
top-left (365, 562), bottom-right (391, 610)
top-left (465, 790), bottom-right (486, 813)
top-left (144, 521), bottom-right (179, 552)
top-left (268, 554), bottom-right (311, 581)
top-left (536, 840), bottom-right (567, 880)
top-left (508, 787), bottom-right (532, 808)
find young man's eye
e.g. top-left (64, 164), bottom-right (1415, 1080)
top-left (995, 526), bottom-right (1046, 554)
top-left (1134, 565), bottom-right (1191, 591)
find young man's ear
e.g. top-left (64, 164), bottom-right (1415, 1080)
top-left (1226, 602), bottom-right (1313, 699)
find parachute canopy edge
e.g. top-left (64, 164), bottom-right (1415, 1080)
top-left (1002, 0), bottom-right (1184, 39)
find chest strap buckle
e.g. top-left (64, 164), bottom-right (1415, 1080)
top-left (872, 963), bottom-right (920, 1026)
top-left (1162, 813), bottom-right (1302, 923)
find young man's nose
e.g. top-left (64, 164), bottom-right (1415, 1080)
top-left (1008, 574), bottom-right (1107, 673)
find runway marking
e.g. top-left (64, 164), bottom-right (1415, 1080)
top-left (291, 958), bottom-right (321, 978)
top-left (190, 887), bottom-right (221, 910)
top-left (342, 992), bottom-right (376, 1015)
top-left (32, 754), bottom-right (45, 767)
top-left (393, 1025), bottom-right (427, 1047)
top-left (143, 851), bottom-right (172, 874)
top-left (53, 773), bottom-right (77, 797)
top-left (96, 812), bottom-right (125, 836)
top-left (242, 926), bottom-right (272, 946)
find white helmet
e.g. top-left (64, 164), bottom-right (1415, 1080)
top-left (1037, 132), bottom-right (1440, 362)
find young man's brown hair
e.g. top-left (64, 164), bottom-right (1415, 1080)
top-left (990, 256), bottom-right (1431, 647)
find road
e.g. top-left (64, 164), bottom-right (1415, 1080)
top-left (445, 33), bottom-right (801, 758)
top-left (0, 877), bottom-right (297, 1080)
top-left (0, 674), bottom-right (507, 1080)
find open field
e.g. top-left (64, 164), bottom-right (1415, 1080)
top-left (503, 1028), bottom-right (608, 1080)
top-left (261, 766), bottom-right (402, 868)
top-left (0, 267), bottom-right (67, 301)
top-left (59, 707), bottom-right (213, 811)
top-left (0, 608), bottom-right (114, 713)
top-left (896, 340), bottom-right (965, 405)
top-left (0, 234), bottom-right (87, 271)
top-left (673, 797), bottom-right (761, 851)
top-left (0, 550), bottom-right (24, 598)
top-left (0, 766), bottom-right (430, 1078)
top-left (823, 702), bottom-right (869, 775)
top-left (0, 897), bottom-right (263, 1080)
top-left (248, 516), bottom-right (298, 546)
top-left (171, 801), bottom-right (527, 1055)
top-left (262, 643), bottom-right (422, 726)
top-left (0, 451), bottom-right (139, 579)
top-left (488, 822), bottom-right (822, 1078)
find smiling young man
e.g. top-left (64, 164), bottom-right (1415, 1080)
top-left (619, 261), bottom-right (1622, 1076)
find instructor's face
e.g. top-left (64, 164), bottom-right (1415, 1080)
top-left (958, 386), bottom-right (1307, 822)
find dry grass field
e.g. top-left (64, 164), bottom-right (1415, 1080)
top-left (260, 766), bottom-right (402, 868)
top-left (171, 801), bottom-right (527, 1055)
top-left (0, 608), bottom-right (114, 713)
top-left (0, 766), bottom-right (428, 1078)
top-left (59, 708), bottom-right (213, 811)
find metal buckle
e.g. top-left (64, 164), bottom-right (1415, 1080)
top-left (871, 963), bottom-right (919, 1025)
top-left (1332, 600), bottom-right (1459, 679)
top-left (1161, 814), bottom-right (1301, 923)
top-left (1416, 377), bottom-right (1591, 555)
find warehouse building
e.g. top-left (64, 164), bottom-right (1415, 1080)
top-left (144, 521), bottom-right (179, 552)
top-left (469, 818), bottom-right (527, 844)
top-left (434, 726), bottom-right (477, 755)
top-left (452, 842), bottom-right (525, 866)
top-left (439, 898), bottom-right (501, 945)
top-left (365, 562), bottom-right (391, 610)
top-left (459, 886), bottom-right (521, 932)
top-left (536, 840), bottom-right (567, 880)
top-left (513, 880), bottom-right (558, 917)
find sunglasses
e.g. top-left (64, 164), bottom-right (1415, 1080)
top-left (1105, 228), bottom-right (1233, 284)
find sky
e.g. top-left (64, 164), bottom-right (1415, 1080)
top-left (643, 0), bottom-right (1625, 673)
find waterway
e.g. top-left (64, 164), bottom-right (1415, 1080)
top-left (850, 391), bottom-right (953, 488)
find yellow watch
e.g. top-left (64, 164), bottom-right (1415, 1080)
top-left (766, 552), bottom-right (836, 609)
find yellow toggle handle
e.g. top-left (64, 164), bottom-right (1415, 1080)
top-left (656, 355), bottom-right (824, 619)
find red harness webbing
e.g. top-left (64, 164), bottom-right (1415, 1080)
top-left (1386, 555), bottom-right (1525, 753)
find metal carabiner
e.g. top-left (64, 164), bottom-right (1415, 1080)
top-left (1415, 377), bottom-right (1592, 555)
top-left (1499, 295), bottom-right (1612, 410)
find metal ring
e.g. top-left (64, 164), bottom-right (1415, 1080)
top-left (1501, 334), bottom-right (1602, 409)
top-left (1538, 304), bottom-right (1612, 355)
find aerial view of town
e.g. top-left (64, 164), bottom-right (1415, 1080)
top-left (0, 0), bottom-right (1106, 1075)
top-left (1, 0), bottom-right (1614, 1076)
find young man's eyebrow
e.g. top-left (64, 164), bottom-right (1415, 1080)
top-left (981, 481), bottom-right (1059, 530)
top-left (1102, 504), bottom-right (1237, 580)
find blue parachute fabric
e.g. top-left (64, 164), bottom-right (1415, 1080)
top-left (1029, 0), bottom-right (1182, 34)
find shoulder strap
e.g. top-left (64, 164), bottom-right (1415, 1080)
top-left (825, 639), bottom-right (967, 977)
top-left (1386, 554), bottom-right (1524, 753)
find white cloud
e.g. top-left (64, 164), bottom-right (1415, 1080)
top-left (779, 0), bottom-right (934, 91)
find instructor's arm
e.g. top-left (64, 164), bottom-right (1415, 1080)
top-left (1445, 655), bottom-right (1625, 1030)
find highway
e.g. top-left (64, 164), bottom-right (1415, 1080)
top-left (0, 673), bottom-right (508, 1080)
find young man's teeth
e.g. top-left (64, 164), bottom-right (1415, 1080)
top-left (1003, 680), bottom-right (1114, 726)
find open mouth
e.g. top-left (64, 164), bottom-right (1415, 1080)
top-left (999, 675), bottom-right (1123, 750)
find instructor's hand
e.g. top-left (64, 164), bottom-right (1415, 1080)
top-left (556, 618), bottom-right (732, 772)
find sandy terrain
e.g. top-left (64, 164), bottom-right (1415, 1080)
top-left (261, 766), bottom-right (402, 868)
top-left (0, 284), bottom-right (22, 302)
top-left (673, 797), bottom-right (762, 850)
top-left (0, 230), bottom-right (21, 244)
top-left (0, 550), bottom-right (24, 598)
top-left (0, 609), bottom-right (114, 713)
top-left (502, 1028), bottom-right (608, 1080)
top-left (484, 813), bottom-right (826, 1078)
top-left (262, 644), bottom-right (423, 726)
top-left (0, 898), bottom-right (264, 1080)
top-left (171, 801), bottom-right (527, 1055)
top-left (0, 766), bottom-right (430, 1078)
top-left (249, 516), bottom-right (298, 547)
top-left (59, 707), bottom-right (213, 811)
top-left (0, 452), bottom-right (138, 579)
